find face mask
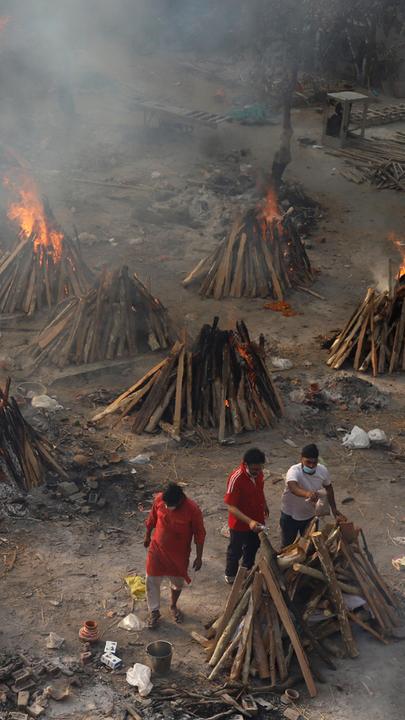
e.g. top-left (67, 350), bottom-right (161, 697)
top-left (302, 465), bottom-right (316, 475)
top-left (165, 505), bottom-right (176, 511)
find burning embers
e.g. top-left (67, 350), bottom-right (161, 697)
top-left (183, 188), bottom-right (312, 300)
top-left (0, 175), bottom-right (92, 314)
top-left (92, 317), bottom-right (283, 442)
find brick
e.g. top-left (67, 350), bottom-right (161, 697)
top-left (18, 691), bottom-right (30, 708)
top-left (11, 679), bottom-right (36, 693)
top-left (27, 703), bottom-right (45, 718)
top-left (12, 669), bottom-right (32, 683)
top-left (9, 713), bottom-right (29, 720)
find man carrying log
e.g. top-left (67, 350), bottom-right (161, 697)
top-left (224, 448), bottom-right (268, 584)
top-left (144, 482), bottom-right (206, 629)
top-left (280, 443), bottom-right (345, 547)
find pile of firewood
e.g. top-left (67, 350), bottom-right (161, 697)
top-left (329, 134), bottom-right (405, 191)
top-left (183, 203), bottom-right (312, 300)
top-left (31, 266), bottom-right (175, 367)
top-left (327, 280), bottom-right (405, 375)
top-left (0, 232), bottom-right (93, 315)
top-left (93, 318), bottom-right (283, 441)
top-left (0, 380), bottom-right (67, 491)
top-left (195, 525), bottom-right (397, 695)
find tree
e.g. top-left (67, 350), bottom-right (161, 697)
top-left (251, 0), bottom-right (404, 184)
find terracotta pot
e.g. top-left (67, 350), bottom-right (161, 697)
top-left (79, 620), bottom-right (99, 643)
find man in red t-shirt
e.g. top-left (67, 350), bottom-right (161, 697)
top-left (224, 447), bottom-right (268, 584)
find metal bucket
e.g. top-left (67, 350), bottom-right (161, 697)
top-left (146, 640), bottom-right (173, 674)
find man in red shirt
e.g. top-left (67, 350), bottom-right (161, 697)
top-left (224, 447), bottom-right (268, 584)
top-left (144, 482), bottom-right (206, 629)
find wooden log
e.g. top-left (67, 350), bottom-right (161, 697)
top-left (258, 557), bottom-right (317, 697)
top-left (207, 624), bottom-right (243, 681)
top-left (229, 592), bottom-right (255, 681)
top-left (292, 563), bottom-right (361, 595)
top-left (173, 345), bottom-right (185, 435)
top-left (348, 612), bottom-right (389, 645)
top-left (208, 566), bottom-right (247, 659)
top-left (312, 533), bottom-right (358, 658)
top-left (208, 588), bottom-right (251, 668)
top-left (269, 600), bottom-right (287, 681)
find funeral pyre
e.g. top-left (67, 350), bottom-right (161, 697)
top-left (328, 246), bottom-right (405, 375)
top-left (93, 318), bottom-right (283, 441)
top-left (0, 176), bottom-right (92, 314)
top-left (183, 188), bottom-right (312, 300)
top-left (196, 525), bottom-right (398, 696)
top-left (30, 265), bottom-right (175, 367)
top-left (0, 379), bottom-right (67, 491)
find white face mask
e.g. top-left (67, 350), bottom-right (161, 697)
top-left (165, 504), bottom-right (176, 511)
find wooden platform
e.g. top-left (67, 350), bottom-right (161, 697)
top-left (130, 95), bottom-right (232, 130)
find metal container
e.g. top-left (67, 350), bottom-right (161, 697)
top-left (146, 640), bottom-right (173, 674)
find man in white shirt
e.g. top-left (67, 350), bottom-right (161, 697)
top-left (280, 443), bottom-right (344, 547)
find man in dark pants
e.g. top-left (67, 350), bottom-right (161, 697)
top-left (280, 443), bottom-right (344, 547)
top-left (224, 448), bottom-right (268, 584)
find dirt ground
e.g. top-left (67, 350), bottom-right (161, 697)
top-left (1, 38), bottom-right (405, 720)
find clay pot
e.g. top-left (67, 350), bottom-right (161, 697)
top-left (79, 620), bottom-right (99, 643)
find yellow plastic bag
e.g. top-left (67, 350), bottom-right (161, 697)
top-left (124, 575), bottom-right (146, 599)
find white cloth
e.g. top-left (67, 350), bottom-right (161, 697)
top-left (146, 575), bottom-right (184, 612)
top-left (281, 463), bottom-right (331, 521)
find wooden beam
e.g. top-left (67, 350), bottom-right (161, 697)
top-left (312, 533), bottom-right (358, 658)
top-left (258, 557), bottom-right (317, 697)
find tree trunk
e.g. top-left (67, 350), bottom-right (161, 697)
top-left (271, 63), bottom-right (298, 187)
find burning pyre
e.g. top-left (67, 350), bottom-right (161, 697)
top-left (183, 188), bottom-right (312, 299)
top-left (0, 176), bottom-right (92, 314)
top-left (92, 317), bottom-right (283, 442)
top-left (328, 240), bottom-right (405, 375)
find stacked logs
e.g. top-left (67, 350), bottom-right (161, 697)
top-left (197, 526), bottom-right (397, 694)
top-left (327, 280), bottom-right (405, 375)
top-left (183, 204), bottom-right (312, 300)
top-left (92, 318), bottom-right (283, 441)
top-left (0, 232), bottom-right (93, 315)
top-left (31, 266), bottom-right (175, 367)
top-left (0, 379), bottom-right (67, 491)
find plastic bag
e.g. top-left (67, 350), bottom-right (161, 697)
top-left (46, 632), bottom-right (65, 649)
top-left (128, 454), bottom-right (151, 465)
top-left (342, 426), bottom-right (370, 449)
top-left (31, 395), bottom-right (63, 411)
top-left (126, 663), bottom-right (153, 696)
top-left (368, 428), bottom-right (388, 445)
top-left (124, 576), bottom-right (146, 600)
top-left (118, 613), bottom-right (145, 631)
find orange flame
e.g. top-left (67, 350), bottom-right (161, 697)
top-left (5, 177), bottom-right (63, 263)
top-left (388, 231), bottom-right (405, 278)
top-left (262, 186), bottom-right (281, 223)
